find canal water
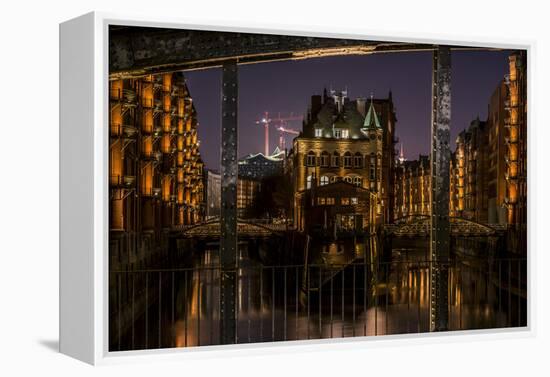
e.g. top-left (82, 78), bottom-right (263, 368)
top-left (110, 241), bottom-right (527, 351)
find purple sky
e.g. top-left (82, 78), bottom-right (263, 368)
top-left (185, 50), bottom-right (511, 171)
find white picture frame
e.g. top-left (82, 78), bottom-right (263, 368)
top-left (59, 11), bottom-right (535, 365)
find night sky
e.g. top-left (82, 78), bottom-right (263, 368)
top-left (185, 49), bottom-right (512, 171)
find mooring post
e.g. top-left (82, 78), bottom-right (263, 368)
top-left (430, 46), bottom-right (451, 332)
top-left (220, 59), bottom-right (238, 344)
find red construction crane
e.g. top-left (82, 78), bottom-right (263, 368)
top-left (276, 125), bottom-right (300, 151)
top-left (255, 112), bottom-right (302, 155)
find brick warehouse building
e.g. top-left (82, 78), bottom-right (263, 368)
top-left (289, 89), bottom-right (397, 232)
top-left (109, 72), bottom-right (205, 270)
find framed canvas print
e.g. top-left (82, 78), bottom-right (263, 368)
top-left (60, 12), bottom-right (531, 365)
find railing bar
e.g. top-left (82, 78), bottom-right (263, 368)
top-left (341, 264), bottom-right (345, 338)
top-left (385, 263), bottom-right (389, 335)
top-left (117, 274), bottom-right (121, 351)
top-left (197, 268), bottom-right (201, 346)
top-left (248, 268), bottom-right (251, 344)
top-left (364, 257), bottom-right (367, 336)
top-left (319, 266), bottom-right (322, 339)
top-left (284, 267), bottom-right (287, 341)
top-left (518, 259), bottom-right (521, 326)
top-left (210, 267), bottom-right (214, 345)
top-left (272, 266), bottom-right (275, 342)
top-left (307, 265), bottom-right (310, 340)
top-left (330, 266), bottom-right (333, 339)
top-left (417, 266), bottom-right (420, 333)
top-left (352, 264), bottom-right (356, 337)
top-left (296, 266), bottom-right (299, 341)
top-left (406, 262), bottom-right (410, 333)
top-left (184, 270), bottom-right (187, 347)
top-left (507, 260), bottom-right (512, 327)
top-left (498, 261), bottom-right (502, 321)
top-left (375, 262), bottom-right (378, 336)
top-left (132, 273), bottom-right (135, 350)
top-left (171, 271), bottom-right (175, 338)
top-left (260, 267), bottom-right (263, 341)
top-left (145, 272), bottom-right (148, 349)
top-left (158, 271), bottom-right (162, 348)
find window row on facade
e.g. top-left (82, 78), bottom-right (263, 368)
top-left (305, 151), bottom-right (381, 169)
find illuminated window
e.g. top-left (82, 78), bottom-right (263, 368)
top-left (326, 197), bottom-right (335, 205)
top-left (315, 128), bottom-right (323, 138)
top-left (306, 151), bottom-right (316, 166)
top-left (354, 153), bottom-right (363, 168)
top-left (318, 197), bottom-right (326, 205)
top-left (353, 176), bottom-right (362, 187)
top-left (344, 176), bottom-right (353, 184)
top-left (334, 129), bottom-right (342, 139)
top-left (320, 176), bottom-right (329, 186)
top-left (341, 129), bottom-right (349, 139)
top-left (332, 152), bottom-right (340, 167)
top-left (341, 197), bottom-right (350, 205)
top-left (343, 152), bottom-right (352, 168)
top-left (320, 151), bottom-right (330, 167)
top-left (306, 175), bottom-right (313, 189)
top-left (351, 197), bottom-right (358, 205)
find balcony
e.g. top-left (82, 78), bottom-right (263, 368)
top-left (153, 125), bottom-right (163, 137)
top-left (110, 175), bottom-right (136, 188)
top-left (122, 89), bottom-right (137, 104)
top-left (123, 125), bottom-right (138, 138)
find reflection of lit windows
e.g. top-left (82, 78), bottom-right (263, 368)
top-left (351, 197), bottom-right (358, 205)
top-left (334, 129), bottom-right (342, 139)
top-left (315, 128), bottom-right (323, 138)
top-left (341, 197), bottom-right (350, 205)
top-left (318, 197), bottom-right (326, 205)
top-left (326, 197), bottom-right (335, 205)
top-left (320, 176), bottom-right (329, 186)
top-left (341, 129), bottom-right (349, 139)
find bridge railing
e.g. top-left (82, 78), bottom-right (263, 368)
top-left (108, 257), bottom-right (527, 351)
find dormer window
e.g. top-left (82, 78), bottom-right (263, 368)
top-left (315, 128), bottom-right (323, 138)
top-left (334, 129), bottom-right (342, 139)
top-left (341, 129), bottom-right (349, 139)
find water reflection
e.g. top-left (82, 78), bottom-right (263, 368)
top-left (111, 245), bottom-right (526, 351)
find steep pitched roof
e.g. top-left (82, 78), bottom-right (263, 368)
top-left (363, 99), bottom-right (382, 130)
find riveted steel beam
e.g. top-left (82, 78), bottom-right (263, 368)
top-left (220, 60), bottom-right (238, 344)
top-left (430, 46), bottom-right (451, 332)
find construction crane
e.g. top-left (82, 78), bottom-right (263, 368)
top-left (255, 112), bottom-right (302, 155)
top-left (276, 125), bottom-right (300, 151)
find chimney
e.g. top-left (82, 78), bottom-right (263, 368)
top-left (356, 97), bottom-right (367, 116)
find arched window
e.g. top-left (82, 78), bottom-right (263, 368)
top-left (344, 176), bottom-right (353, 184)
top-left (332, 151), bottom-right (340, 167)
top-left (320, 176), bottom-right (329, 186)
top-left (306, 151), bottom-right (316, 166)
top-left (306, 175), bottom-right (313, 189)
top-left (320, 151), bottom-right (330, 167)
top-left (343, 152), bottom-right (352, 168)
top-left (353, 176), bottom-right (362, 187)
top-left (330, 175), bottom-right (338, 183)
top-left (354, 152), bottom-right (363, 168)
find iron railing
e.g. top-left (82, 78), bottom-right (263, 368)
top-left (109, 258), bottom-right (527, 351)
